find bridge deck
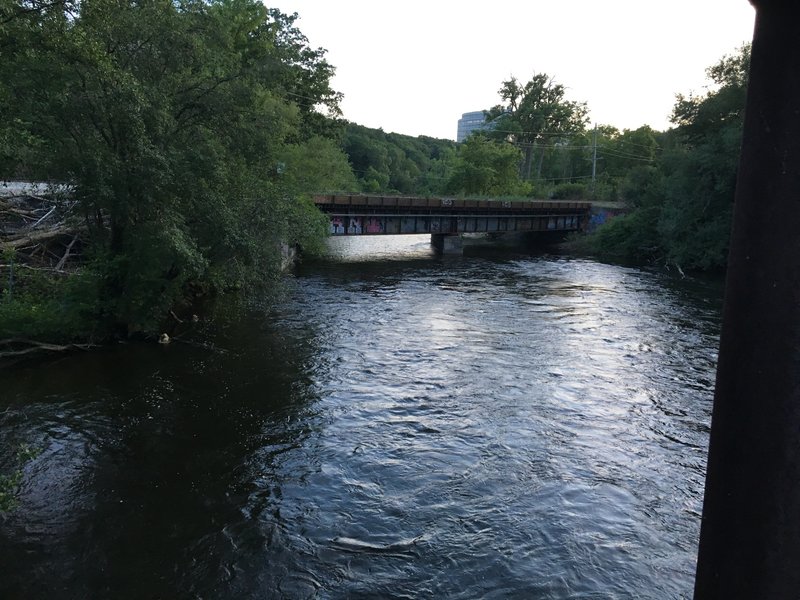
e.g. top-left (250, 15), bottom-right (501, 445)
top-left (313, 194), bottom-right (591, 236)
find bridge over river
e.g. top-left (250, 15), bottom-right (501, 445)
top-left (313, 194), bottom-right (592, 253)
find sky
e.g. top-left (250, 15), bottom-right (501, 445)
top-left (271, 1), bottom-right (756, 141)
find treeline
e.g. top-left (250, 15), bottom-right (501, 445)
top-left (341, 125), bottom-right (455, 195)
top-left (336, 85), bottom-right (663, 204)
top-left (0, 0), bottom-right (749, 346)
top-left (587, 45), bottom-right (749, 271)
top-left (0, 0), bottom-right (354, 341)
top-left (338, 46), bottom-right (749, 272)
top-left (337, 122), bottom-right (661, 202)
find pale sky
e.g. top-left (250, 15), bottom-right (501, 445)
top-left (271, 1), bottom-right (756, 140)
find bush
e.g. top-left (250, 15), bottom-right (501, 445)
top-left (551, 182), bottom-right (589, 200)
top-left (0, 253), bottom-right (105, 341)
top-left (588, 206), bottom-right (662, 263)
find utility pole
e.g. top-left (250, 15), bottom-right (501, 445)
top-left (592, 123), bottom-right (597, 196)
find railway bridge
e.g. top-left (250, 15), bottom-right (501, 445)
top-left (313, 194), bottom-right (592, 253)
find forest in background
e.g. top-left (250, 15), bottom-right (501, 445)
top-left (335, 44), bottom-right (749, 273)
top-left (0, 0), bottom-right (749, 346)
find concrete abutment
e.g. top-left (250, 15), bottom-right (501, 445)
top-left (430, 233), bottom-right (463, 254)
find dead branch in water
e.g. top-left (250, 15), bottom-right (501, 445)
top-left (55, 235), bottom-right (79, 271)
top-left (2, 189), bottom-right (82, 264)
top-left (0, 338), bottom-right (96, 360)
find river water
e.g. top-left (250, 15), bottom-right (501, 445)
top-left (0, 236), bottom-right (723, 599)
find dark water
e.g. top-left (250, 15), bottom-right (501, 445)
top-left (0, 236), bottom-right (723, 599)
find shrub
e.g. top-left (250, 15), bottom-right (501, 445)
top-left (551, 182), bottom-right (589, 200)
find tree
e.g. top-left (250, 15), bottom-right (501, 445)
top-left (599, 126), bottom-right (659, 179)
top-left (588, 44), bottom-right (750, 270)
top-left (445, 135), bottom-right (525, 196)
top-left (658, 44), bottom-right (750, 269)
top-left (279, 136), bottom-right (359, 194)
top-left (0, 0), bottom-right (342, 335)
top-left (486, 73), bottom-right (589, 180)
top-left (671, 44), bottom-right (750, 144)
top-left (341, 124), bottom-right (455, 195)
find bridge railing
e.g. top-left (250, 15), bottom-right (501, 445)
top-left (312, 194), bottom-right (593, 236)
top-left (313, 194), bottom-right (591, 213)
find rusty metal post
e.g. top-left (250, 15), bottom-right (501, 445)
top-left (694, 1), bottom-right (800, 597)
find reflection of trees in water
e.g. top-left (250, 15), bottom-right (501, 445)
top-left (0, 302), bottom-right (323, 597)
top-left (0, 256), bottom-right (724, 598)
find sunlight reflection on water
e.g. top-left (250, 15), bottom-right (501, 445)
top-left (0, 245), bottom-right (723, 598)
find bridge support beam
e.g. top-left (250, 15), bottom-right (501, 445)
top-left (431, 233), bottom-right (463, 254)
top-left (694, 2), bottom-right (800, 597)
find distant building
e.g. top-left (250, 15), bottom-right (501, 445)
top-left (456, 110), bottom-right (488, 142)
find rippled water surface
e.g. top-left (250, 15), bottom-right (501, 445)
top-left (0, 236), bottom-right (723, 598)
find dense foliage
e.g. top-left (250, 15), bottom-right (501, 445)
top-left (486, 74), bottom-right (589, 181)
top-left (446, 73), bottom-right (664, 201)
top-left (589, 45), bottom-right (750, 270)
top-left (0, 0), bottom-right (351, 338)
top-left (443, 135), bottom-right (527, 196)
top-left (337, 53), bottom-right (749, 272)
top-left (341, 124), bottom-right (455, 195)
top-left (0, 9), bottom-right (751, 345)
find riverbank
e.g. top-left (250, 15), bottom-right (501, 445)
top-left (0, 178), bottom-right (322, 355)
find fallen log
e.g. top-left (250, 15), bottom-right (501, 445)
top-left (0, 263), bottom-right (72, 274)
top-left (0, 207), bottom-right (37, 217)
top-left (54, 235), bottom-right (79, 271)
top-left (0, 338), bottom-right (96, 360)
top-left (30, 206), bottom-right (57, 229)
top-left (1, 226), bottom-right (79, 249)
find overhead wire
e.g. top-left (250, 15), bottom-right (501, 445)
top-left (596, 147), bottom-right (656, 162)
top-left (485, 125), bottom-right (662, 150)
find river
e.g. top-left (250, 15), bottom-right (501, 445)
top-left (0, 236), bottom-right (723, 599)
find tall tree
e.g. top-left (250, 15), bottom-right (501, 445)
top-left (658, 44), bottom-right (750, 269)
top-left (486, 73), bottom-right (588, 180)
top-left (0, 0), bottom-right (340, 334)
top-left (589, 44), bottom-right (750, 270)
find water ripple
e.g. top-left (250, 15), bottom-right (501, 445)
top-left (0, 246), bottom-right (721, 599)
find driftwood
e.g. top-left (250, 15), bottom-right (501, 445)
top-left (54, 234), bottom-right (79, 271)
top-left (30, 206), bottom-right (57, 229)
top-left (0, 263), bottom-right (72, 274)
top-left (2, 226), bottom-right (78, 250)
top-left (0, 338), bottom-right (96, 360)
top-left (0, 206), bottom-right (37, 218)
top-left (1, 186), bottom-right (86, 277)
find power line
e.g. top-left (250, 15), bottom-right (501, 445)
top-left (504, 140), bottom-right (656, 162)
top-left (596, 147), bottom-right (655, 162)
top-left (605, 138), bottom-right (662, 151)
top-left (486, 126), bottom-right (662, 149)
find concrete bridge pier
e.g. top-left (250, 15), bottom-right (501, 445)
top-left (431, 233), bottom-right (463, 254)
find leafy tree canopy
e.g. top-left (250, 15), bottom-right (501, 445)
top-left (589, 44), bottom-right (751, 271)
top-left (341, 124), bottom-right (455, 195)
top-left (486, 73), bottom-right (589, 180)
top-left (671, 44), bottom-right (750, 144)
top-left (445, 135), bottom-right (526, 197)
top-left (0, 0), bottom-right (343, 336)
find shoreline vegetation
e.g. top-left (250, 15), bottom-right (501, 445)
top-left (1, 0), bottom-right (748, 352)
